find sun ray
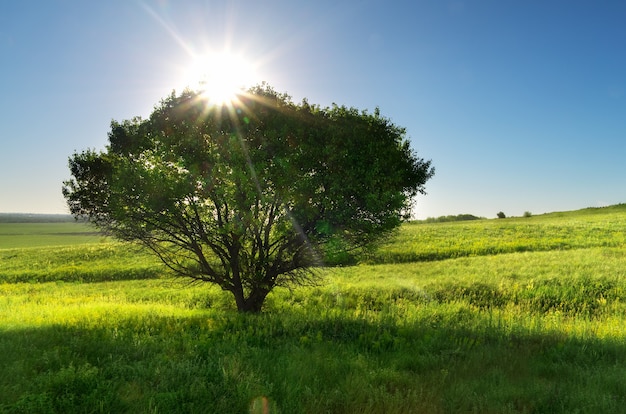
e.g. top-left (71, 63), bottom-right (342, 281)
top-left (139, 2), bottom-right (195, 57)
top-left (140, 2), bottom-right (260, 107)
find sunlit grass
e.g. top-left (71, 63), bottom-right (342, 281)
top-left (0, 221), bottom-right (104, 248)
top-left (0, 243), bottom-right (163, 283)
top-left (371, 204), bottom-right (626, 263)
top-left (1, 206), bottom-right (626, 412)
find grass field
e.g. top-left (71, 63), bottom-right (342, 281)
top-left (1, 206), bottom-right (625, 413)
top-left (0, 221), bottom-right (106, 249)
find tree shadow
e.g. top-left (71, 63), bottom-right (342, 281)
top-left (1, 309), bottom-right (625, 413)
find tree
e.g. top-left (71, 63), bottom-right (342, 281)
top-left (63, 84), bottom-right (434, 313)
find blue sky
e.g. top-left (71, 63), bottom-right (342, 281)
top-left (1, 1), bottom-right (625, 218)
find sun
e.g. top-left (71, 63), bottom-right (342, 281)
top-left (181, 51), bottom-right (258, 105)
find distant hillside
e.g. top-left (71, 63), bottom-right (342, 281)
top-left (0, 213), bottom-right (76, 223)
top-left (418, 203), bottom-right (626, 223)
top-left (534, 203), bottom-right (626, 219)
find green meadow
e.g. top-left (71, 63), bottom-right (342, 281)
top-left (0, 219), bottom-right (105, 249)
top-left (1, 206), bottom-right (626, 413)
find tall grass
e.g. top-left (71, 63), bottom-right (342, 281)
top-left (1, 206), bottom-right (626, 412)
top-left (0, 243), bottom-right (163, 283)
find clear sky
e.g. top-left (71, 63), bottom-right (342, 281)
top-left (1, 1), bottom-right (625, 218)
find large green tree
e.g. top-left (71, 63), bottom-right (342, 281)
top-left (63, 84), bottom-right (434, 312)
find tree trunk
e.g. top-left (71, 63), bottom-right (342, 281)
top-left (232, 287), bottom-right (269, 313)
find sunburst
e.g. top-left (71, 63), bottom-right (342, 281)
top-left (181, 51), bottom-right (258, 106)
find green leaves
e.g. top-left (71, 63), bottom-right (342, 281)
top-left (63, 84), bottom-right (434, 312)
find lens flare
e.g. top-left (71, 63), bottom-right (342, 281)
top-left (181, 51), bottom-right (258, 105)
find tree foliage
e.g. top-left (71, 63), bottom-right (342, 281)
top-left (63, 84), bottom-right (434, 312)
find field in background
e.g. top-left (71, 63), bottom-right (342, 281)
top-left (371, 204), bottom-right (626, 263)
top-left (0, 214), bottom-right (105, 249)
top-left (1, 206), bottom-right (625, 413)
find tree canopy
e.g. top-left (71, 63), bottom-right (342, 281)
top-left (63, 84), bottom-right (434, 312)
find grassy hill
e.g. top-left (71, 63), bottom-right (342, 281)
top-left (0, 204), bottom-right (625, 412)
top-left (371, 203), bottom-right (626, 264)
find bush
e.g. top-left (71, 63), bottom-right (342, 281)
top-left (497, 212), bottom-right (506, 219)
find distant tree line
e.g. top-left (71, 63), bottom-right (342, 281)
top-left (420, 214), bottom-right (484, 223)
